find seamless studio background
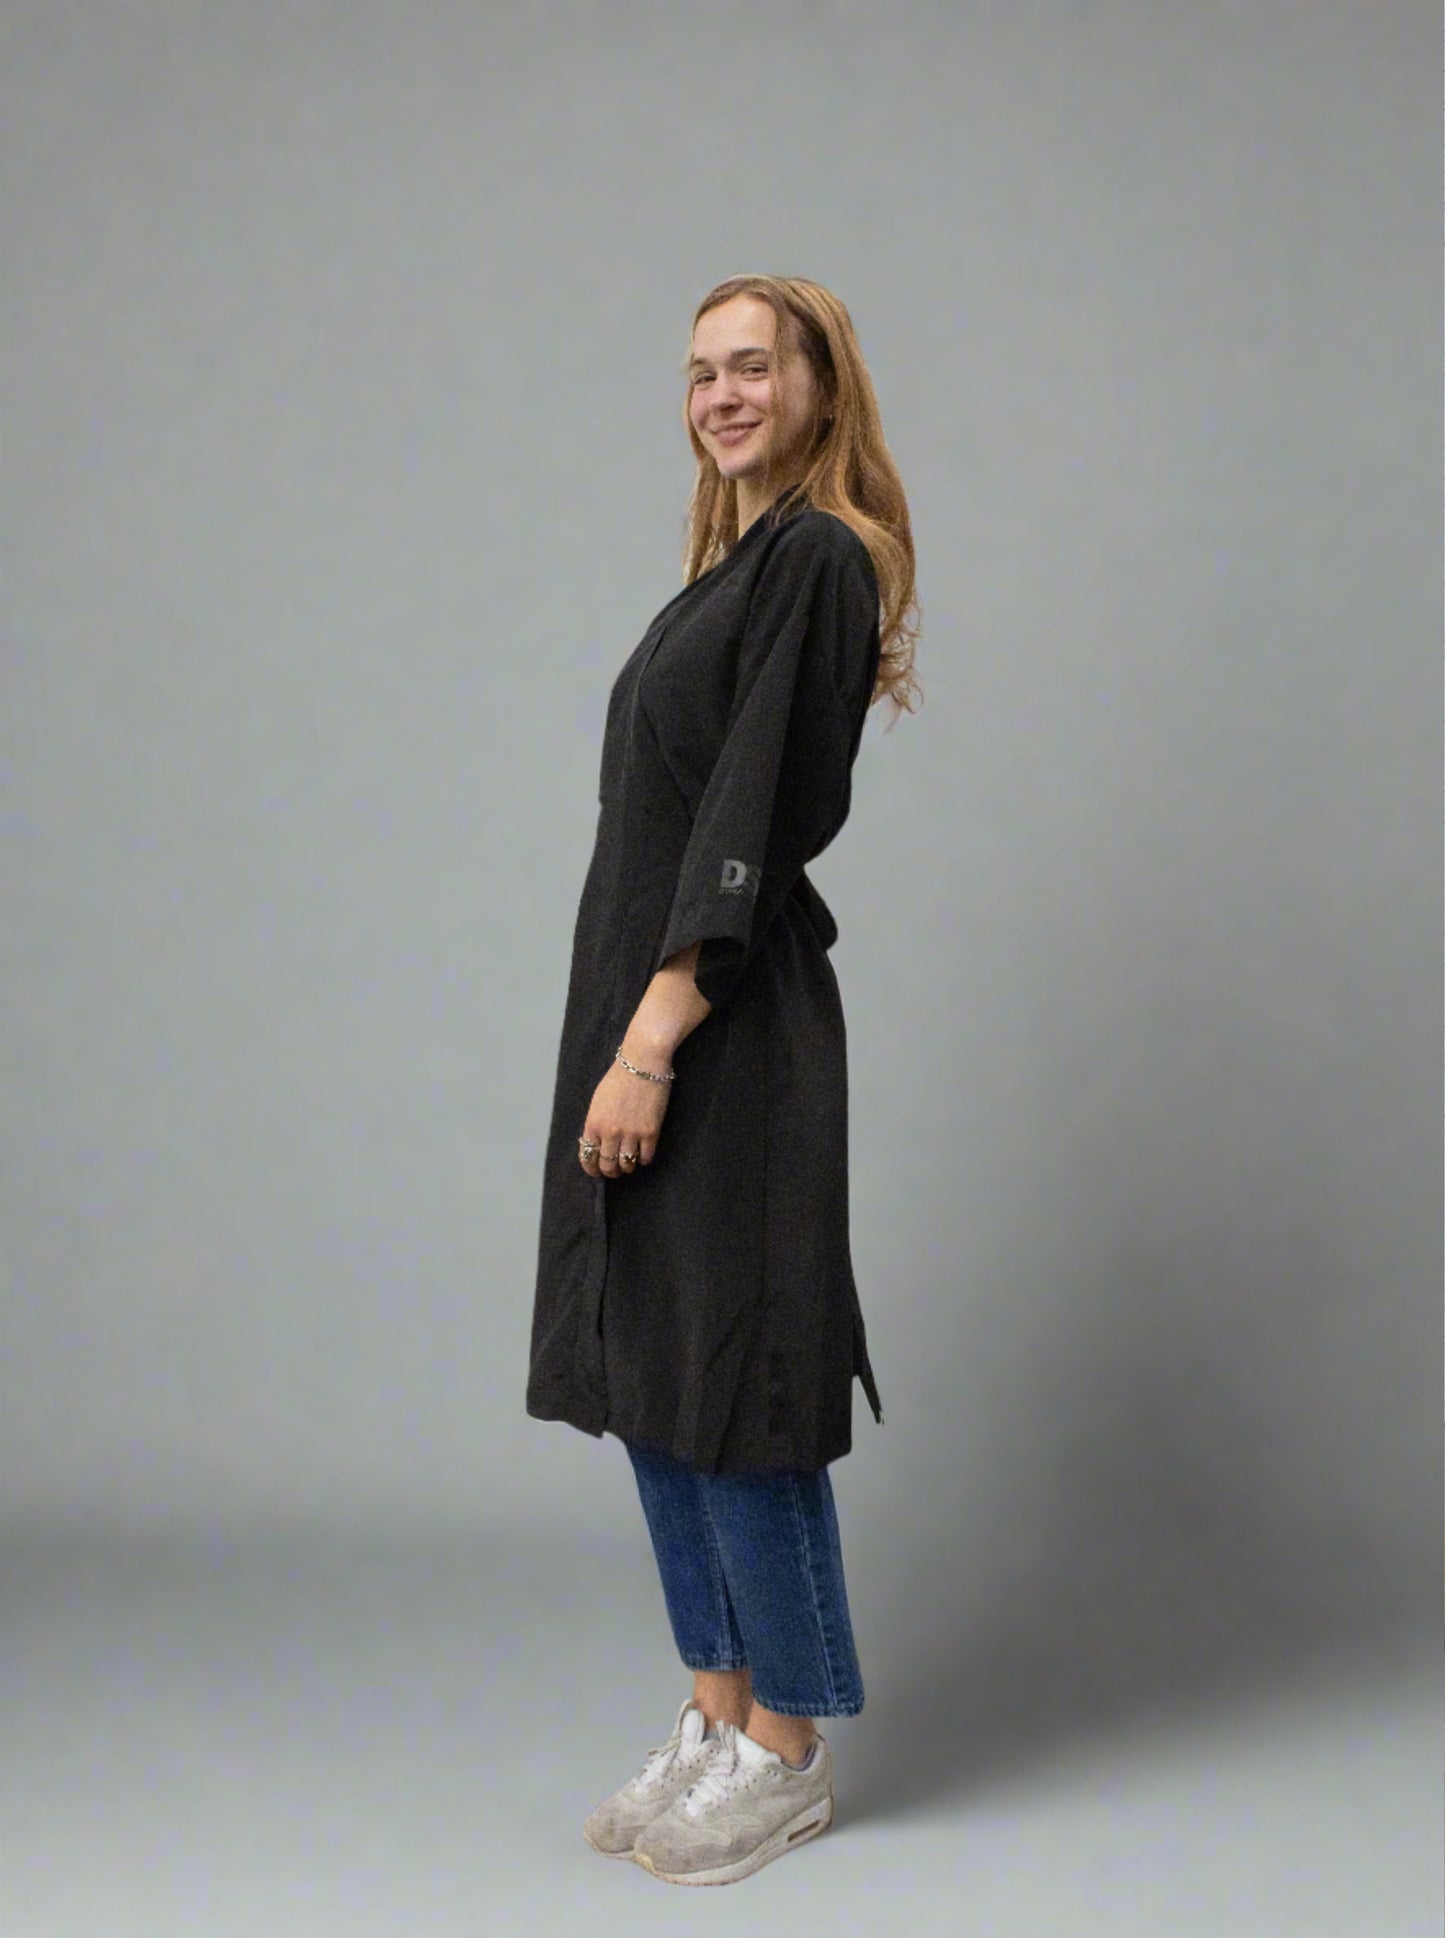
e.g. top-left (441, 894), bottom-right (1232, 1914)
top-left (1, 3), bottom-right (1438, 1935)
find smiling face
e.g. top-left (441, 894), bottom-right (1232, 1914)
top-left (686, 293), bottom-right (820, 522)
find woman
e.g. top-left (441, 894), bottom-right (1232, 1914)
top-left (526, 273), bottom-right (920, 1885)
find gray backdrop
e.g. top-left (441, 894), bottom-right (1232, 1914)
top-left (1, 5), bottom-right (1438, 1933)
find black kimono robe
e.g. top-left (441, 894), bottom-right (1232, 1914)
top-left (526, 497), bottom-right (885, 1474)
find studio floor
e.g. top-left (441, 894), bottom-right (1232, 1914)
top-left (0, 1529), bottom-right (1437, 1938)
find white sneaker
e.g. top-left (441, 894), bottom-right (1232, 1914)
top-left (632, 1719), bottom-right (834, 1886)
top-left (581, 1698), bottom-right (721, 1858)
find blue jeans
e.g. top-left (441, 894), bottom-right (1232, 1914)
top-left (623, 1438), bottom-right (866, 1718)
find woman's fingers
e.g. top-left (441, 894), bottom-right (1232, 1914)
top-left (579, 1065), bottom-right (670, 1177)
top-left (578, 1126), bottom-right (624, 1178)
top-left (578, 1123), bottom-right (657, 1177)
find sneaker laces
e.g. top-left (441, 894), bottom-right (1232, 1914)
top-left (632, 1740), bottom-right (680, 1791)
top-left (633, 1707), bottom-right (709, 1791)
top-left (678, 1719), bottom-right (750, 1815)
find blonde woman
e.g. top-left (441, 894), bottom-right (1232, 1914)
top-left (527, 273), bottom-right (920, 1886)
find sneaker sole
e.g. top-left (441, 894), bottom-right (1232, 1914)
top-left (633, 1794), bottom-right (833, 1886)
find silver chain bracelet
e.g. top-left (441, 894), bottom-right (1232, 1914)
top-left (614, 1044), bottom-right (675, 1084)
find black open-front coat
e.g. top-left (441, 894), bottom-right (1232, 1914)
top-left (525, 498), bottom-right (886, 1473)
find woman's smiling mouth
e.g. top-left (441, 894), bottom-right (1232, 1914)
top-left (714, 423), bottom-right (760, 444)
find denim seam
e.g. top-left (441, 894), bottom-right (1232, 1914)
top-left (695, 1470), bottom-right (749, 1671)
top-left (787, 1470), bottom-right (840, 1715)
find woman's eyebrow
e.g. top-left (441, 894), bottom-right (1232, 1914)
top-left (683, 346), bottom-right (773, 372)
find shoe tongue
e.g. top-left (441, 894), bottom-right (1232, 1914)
top-left (731, 1727), bottom-right (780, 1768)
top-left (681, 1703), bottom-right (708, 1747)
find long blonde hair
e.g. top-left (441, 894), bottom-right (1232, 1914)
top-left (680, 273), bottom-right (922, 718)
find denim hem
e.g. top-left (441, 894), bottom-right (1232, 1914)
top-left (678, 1651), bottom-right (751, 1672)
top-left (748, 1690), bottom-right (865, 1718)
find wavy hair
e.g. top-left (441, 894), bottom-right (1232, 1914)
top-left (679, 273), bottom-right (922, 719)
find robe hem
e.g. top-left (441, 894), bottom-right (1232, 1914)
top-left (525, 1379), bottom-right (880, 1474)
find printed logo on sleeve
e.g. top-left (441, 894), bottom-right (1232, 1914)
top-left (719, 857), bottom-right (762, 901)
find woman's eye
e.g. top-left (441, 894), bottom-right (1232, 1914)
top-left (689, 367), bottom-right (768, 384)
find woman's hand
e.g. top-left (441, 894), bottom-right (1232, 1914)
top-left (577, 943), bottom-right (712, 1179)
top-left (579, 1054), bottom-right (672, 1178)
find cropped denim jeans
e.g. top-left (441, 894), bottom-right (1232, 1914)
top-left (623, 1438), bottom-right (865, 1718)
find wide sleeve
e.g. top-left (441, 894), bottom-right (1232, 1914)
top-left (648, 523), bottom-right (881, 1010)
